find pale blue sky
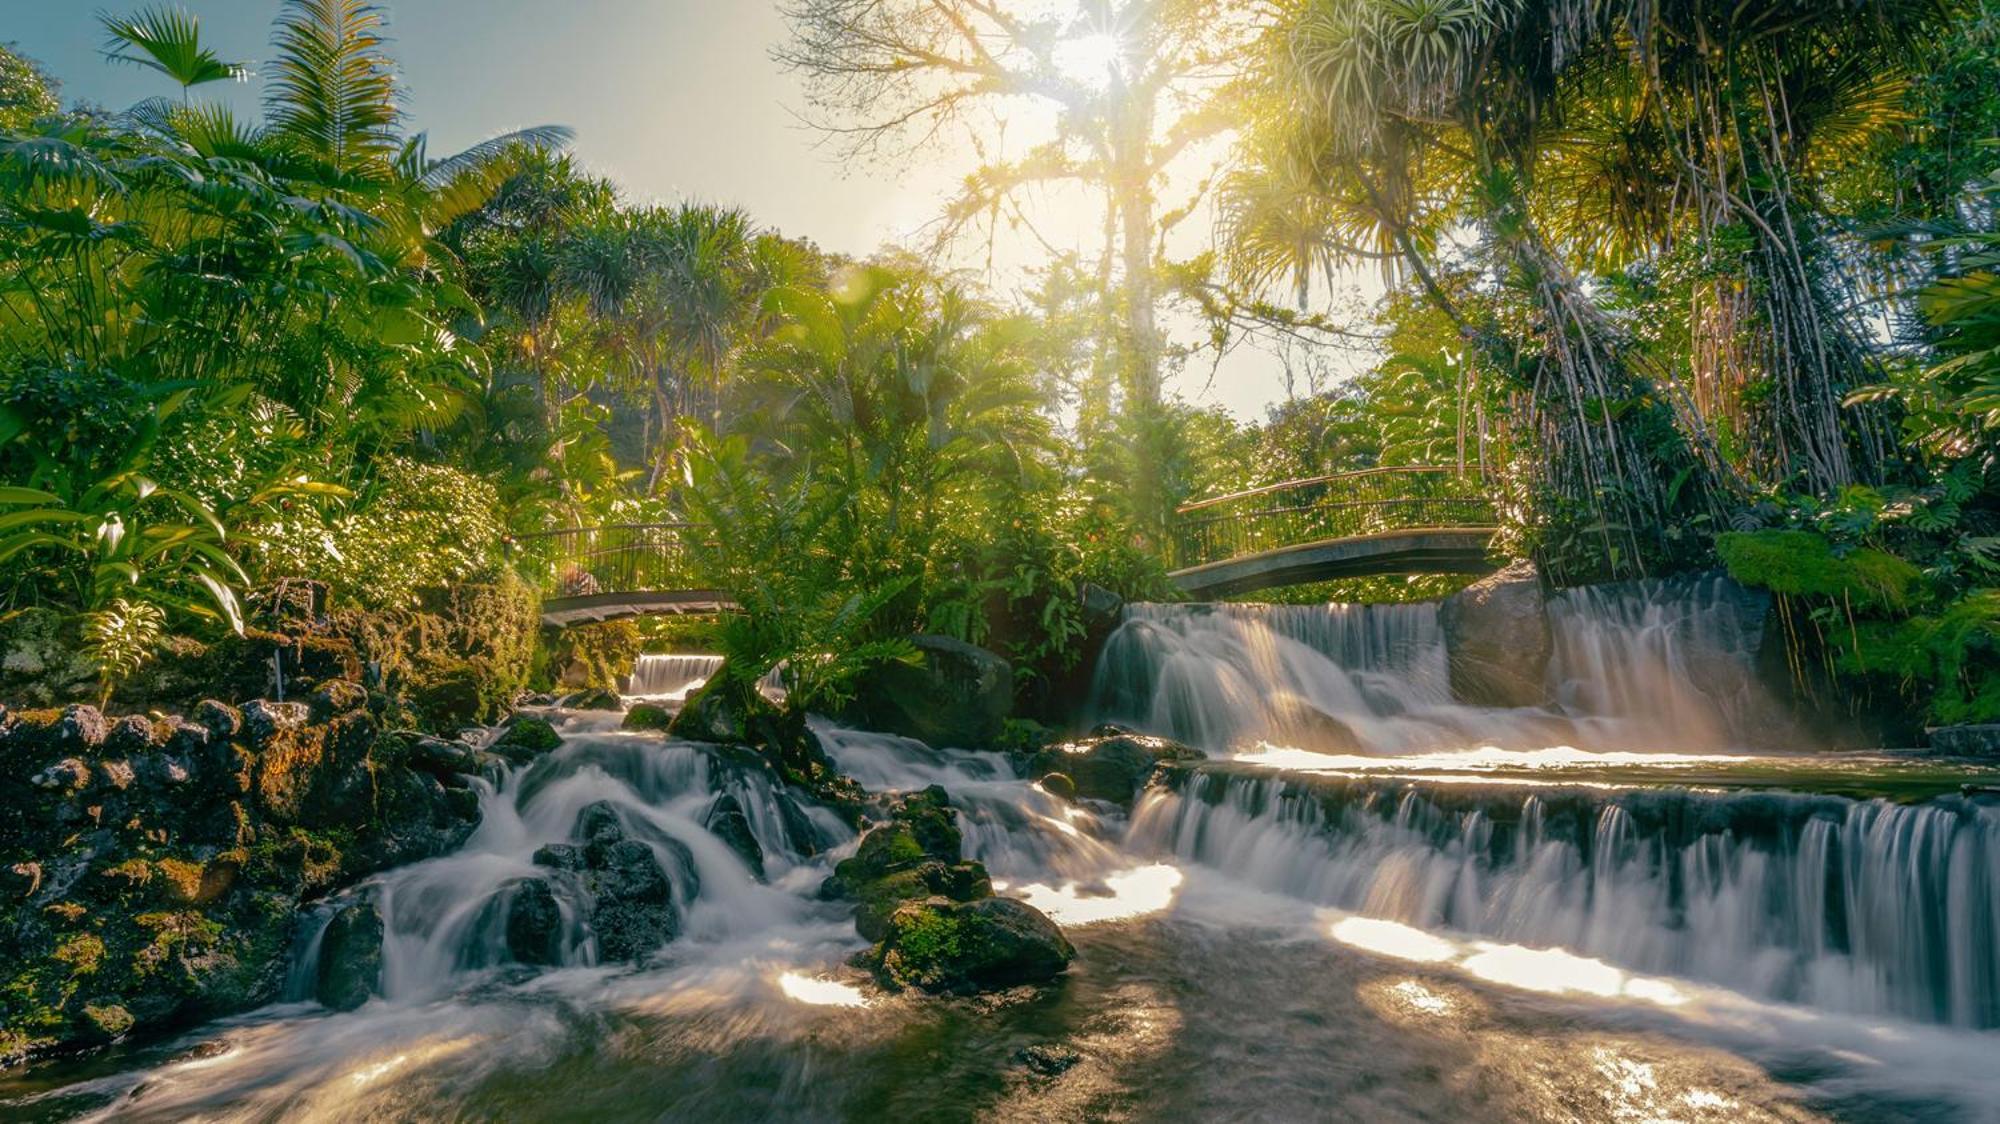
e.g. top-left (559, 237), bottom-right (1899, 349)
top-left (0, 0), bottom-right (1318, 418)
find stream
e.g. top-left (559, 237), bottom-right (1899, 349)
top-left (4, 581), bottom-right (1998, 1122)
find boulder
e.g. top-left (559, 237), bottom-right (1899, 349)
top-left (491, 716), bottom-right (562, 762)
top-left (1439, 558), bottom-right (1551, 708)
top-left (621, 703), bottom-right (674, 732)
top-left (875, 896), bottom-right (1074, 994)
top-left (838, 635), bottom-right (1013, 749)
top-left (558, 802), bottom-right (682, 963)
top-left (1029, 733), bottom-right (1203, 806)
top-left (1928, 724), bottom-right (2000, 758)
top-left (702, 794), bottom-right (765, 881)
top-left (240, 700), bottom-right (310, 750)
top-left (309, 680), bottom-right (369, 722)
top-left (501, 878), bottom-right (564, 965)
top-left (558, 687), bottom-right (624, 712)
top-left (667, 673), bottom-right (759, 745)
top-left (315, 901), bottom-right (384, 1011)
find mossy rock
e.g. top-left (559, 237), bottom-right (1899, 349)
top-left (493, 716), bottom-right (562, 759)
top-left (1028, 734), bottom-right (1203, 806)
top-left (621, 703), bottom-right (674, 732)
top-left (875, 896), bottom-right (1073, 994)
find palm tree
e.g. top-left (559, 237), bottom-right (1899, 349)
top-left (100, 6), bottom-right (248, 102)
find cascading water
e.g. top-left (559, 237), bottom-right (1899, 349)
top-left (1089, 576), bottom-right (1785, 754)
top-left (1129, 767), bottom-right (2000, 1028)
top-left (12, 583), bottom-right (2000, 1121)
top-left (627, 653), bottom-right (725, 701)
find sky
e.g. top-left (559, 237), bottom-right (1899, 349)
top-left (0, 0), bottom-right (1355, 419)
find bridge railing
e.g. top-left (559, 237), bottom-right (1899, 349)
top-left (509, 523), bottom-right (716, 599)
top-left (1168, 466), bottom-right (1496, 571)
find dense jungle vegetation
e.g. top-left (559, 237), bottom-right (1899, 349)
top-left (1, 0), bottom-right (1995, 733)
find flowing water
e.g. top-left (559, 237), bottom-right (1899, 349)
top-left (6, 581), bottom-right (2000, 1122)
top-left (627, 653), bottom-right (725, 702)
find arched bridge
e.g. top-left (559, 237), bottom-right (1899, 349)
top-left (515, 467), bottom-right (1499, 624)
top-left (510, 523), bottom-right (736, 628)
top-left (1165, 467), bottom-right (1499, 598)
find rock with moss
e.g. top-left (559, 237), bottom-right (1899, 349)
top-left (491, 715), bottom-right (563, 762)
top-left (1027, 731), bottom-right (1203, 806)
top-left (547, 619), bottom-right (642, 692)
top-left (0, 694), bottom-right (482, 1063)
top-left (621, 703), bottom-right (674, 732)
top-left (838, 635), bottom-right (1013, 749)
top-left (874, 896), bottom-right (1074, 993)
top-left (558, 687), bottom-right (624, 712)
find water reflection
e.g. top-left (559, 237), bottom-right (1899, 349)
top-left (1008, 864), bottom-right (1185, 926)
top-left (1329, 917), bottom-right (1457, 963)
top-left (776, 972), bottom-right (870, 1008)
top-left (1328, 913), bottom-right (1692, 1008)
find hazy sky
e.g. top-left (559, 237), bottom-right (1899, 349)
top-left (0, 0), bottom-right (1330, 419)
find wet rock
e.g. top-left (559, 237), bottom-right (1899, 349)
top-left (501, 878), bottom-right (563, 965)
top-left (668, 673), bottom-right (759, 745)
top-left (559, 687), bottom-right (623, 712)
top-left (621, 703), bottom-right (674, 732)
top-left (1928, 724), bottom-right (2000, 758)
top-left (491, 716), bottom-right (561, 762)
top-left (1016, 1043), bottom-right (1080, 1076)
top-left (1039, 772), bottom-right (1078, 802)
top-left (1439, 558), bottom-right (1550, 708)
top-left (588, 840), bottom-right (678, 961)
top-left (1264, 696), bottom-right (1365, 755)
top-left (315, 901), bottom-right (384, 1011)
top-left (703, 794), bottom-right (765, 880)
top-left (1029, 733), bottom-right (1203, 806)
top-left (838, 635), bottom-right (1013, 749)
top-left (405, 734), bottom-right (478, 776)
top-left (531, 843), bottom-right (585, 871)
top-left (875, 896), bottom-right (1074, 994)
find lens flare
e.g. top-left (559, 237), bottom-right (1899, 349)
top-left (777, 972), bottom-right (870, 1008)
top-left (1052, 32), bottom-right (1121, 89)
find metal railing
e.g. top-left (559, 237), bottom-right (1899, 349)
top-left (509, 523), bottom-right (717, 599)
top-left (1167, 466), bottom-right (1496, 571)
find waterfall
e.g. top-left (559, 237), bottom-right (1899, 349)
top-left (1088, 577), bottom-right (1783, 754)
top-left (628, 653), bottom-right (725, 701)
top-left (1130, 767), bottom-right (2000, 1028)
top-left (317, 718), bottom-right (853, 1003)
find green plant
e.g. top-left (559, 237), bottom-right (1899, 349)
top-left (82, 596), bottom-right (165, 706)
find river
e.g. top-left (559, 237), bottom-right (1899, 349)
top-left (4, 581), bottom-right (1997, 1122)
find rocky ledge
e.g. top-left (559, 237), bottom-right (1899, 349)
top-left (819, 786), bottom-right (1073, 994)
top-left (0, 689), bottom-right (530, 1063)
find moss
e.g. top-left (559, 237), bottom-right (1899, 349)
top-left (81, 1003), bottom-right (134, 1038)
top-left (1717, 530), bottom-right (1922, 611)
top-left (545, 619), bottom-right (643, 691)
top-left (154, 859), bottom-right (208, 904)
top-left (891, 905), bottom-right (965, 967)
top-left (101, 859), bottom-right (153, 889)
top-left (621, 703), bottom-right (674, 731)
top-left (54, 933), bottom-right (105, 976)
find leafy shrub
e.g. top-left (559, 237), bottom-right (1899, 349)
top-left (82, 597), bottom-right (165, 706)
top-left (257, 457), bottom-right (506, 608)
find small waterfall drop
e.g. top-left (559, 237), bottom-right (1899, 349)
top-left (628, 653), bottom-right (725, 701)
top-left (1129, 768), bottom-right (2000, 1028)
